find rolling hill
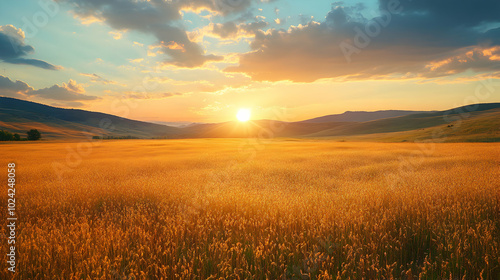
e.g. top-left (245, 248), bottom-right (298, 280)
top-left (306, 107), bottom-right (500, 142)
top-left (301, 110), bottom-right (430, 123)
top-left (0, 96), bottom-right (498, 142)
top-left (305, 103), bottom-right (500, 142)
top-left (0, 96), bottom-right (181, 139)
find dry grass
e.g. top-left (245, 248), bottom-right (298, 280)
top-left (1, 139), bottom-right (499, 279)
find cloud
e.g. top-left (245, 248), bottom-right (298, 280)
top-left (211, 20), bottom-right (269, 39)
top-left (378, 0), bottom-right (500, 28)
top-left (57, 0), bottom-right (269, 67)
top-left (0, 75), bottom-right (99, 105)
top-left (128, 58), bottom-right (144, 64)
top-left (151, 24), bottom-right (223, 67)
top-left (240, 20), bottom-right (269, 33)
top-left (117, 91), bottom-right (181, 100)
top-left (3, 58), bottom-right (62, 70)
top-left (109, 31), bottom-right (123, 40)
top-left (0, 25), bottom-right (61, 70)
top-left (226, 0), bottom-right (500, 82)
top-left (0, 75), bottom-right (33, 98)
top-left (57, 0), bottom-right (280, 66)
top-left (179, 0), bottom-right (255, 15)
top-left (80, 73), bottom-right (116, 84)
top-left (212, 21), bottom-right (239, 38)
top-left (30, 79), bottom-right (99, 101)
top-left (424, 46), bottom-right (500, 78)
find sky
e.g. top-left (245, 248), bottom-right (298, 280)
top-left (0, 0), bottom-right (499, 123)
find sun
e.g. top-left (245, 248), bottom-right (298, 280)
top-left (236, 108), bottom-right (251, 122)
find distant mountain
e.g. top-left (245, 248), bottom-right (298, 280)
top-left (305, 103), bottom-right (500, 142)
top-left (150, 121), bottom-right (205, 128)
top-left (320, 108), bottom-right (500, 143)
top-left (302, 110), bottom-right (430, 123)
top-left (0, 96), bottom-right (498, 142)
top-left (0, 96), bottom-right (181, 139)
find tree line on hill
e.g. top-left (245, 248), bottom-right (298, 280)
top-left (0, 129), bottom-right (41, 141)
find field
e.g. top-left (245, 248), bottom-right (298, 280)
top-left (1, 139), bottom-right (499, 279)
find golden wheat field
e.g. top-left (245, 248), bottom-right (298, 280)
top-left (0, 139), bottom-right (499, 279)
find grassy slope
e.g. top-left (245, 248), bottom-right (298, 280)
top-left (0, 97), bottom-right (181, 139)
top-left (306, 107), bottom-right (500, 142)
top-left (0, 109), bottom-right (111, 139)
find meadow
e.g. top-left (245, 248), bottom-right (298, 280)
top-left (0, 139), bottom-right (499, 279)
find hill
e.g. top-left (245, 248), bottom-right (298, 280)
top-left (301, 110), bottom-right (430, 123)
top-left (0, 96), bottom-right (181, 139)
top-left (306, 104), bottom-right (500, 142)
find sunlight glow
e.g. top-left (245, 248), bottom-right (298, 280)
top-left (236, 108), bottom-right (251, 122)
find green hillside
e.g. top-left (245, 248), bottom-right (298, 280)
top-left (307, 108), bottom-right (500, 143)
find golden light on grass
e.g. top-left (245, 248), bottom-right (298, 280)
top-left (236, 108), bottom-right (251, 122)
top-left (0, 140), bottom-right (498, 279)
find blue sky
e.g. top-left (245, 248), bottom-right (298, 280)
top-left (0, 0), bottom-right (499, 122)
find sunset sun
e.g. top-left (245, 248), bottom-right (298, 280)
top-left (236, 108), bottom-right (251, 122)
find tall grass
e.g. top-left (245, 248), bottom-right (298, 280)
top-left (1, 140), bottom-right (499, 279)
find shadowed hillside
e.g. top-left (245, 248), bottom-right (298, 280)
top-left (0, 96), bottom-right (181, 139)
top-left (307, 108), bottom-right (500, 142)
top-left (301, 110), bottom-right (430, 123)
top-left (306, 103), bottom-right (500, 142)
